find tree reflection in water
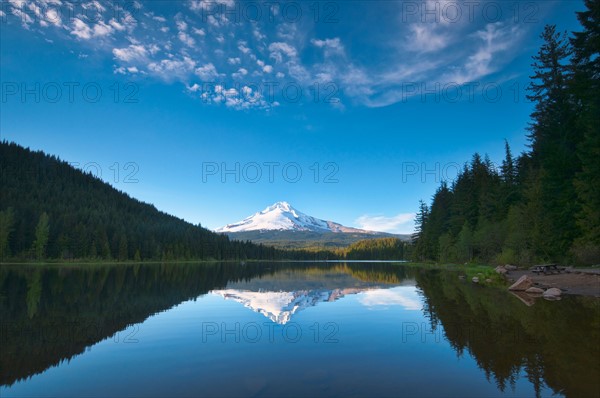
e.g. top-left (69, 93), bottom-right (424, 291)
top-left (1, 262), bottom-right (598, 397)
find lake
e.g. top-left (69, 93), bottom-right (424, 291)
top-left (1, 262), bottom-right (598, 397)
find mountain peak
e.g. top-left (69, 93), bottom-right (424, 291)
top-left (215, 201), bottom-right (378, 234)
top-left (264, 201), bottom-right (293, 212)
top-left (211, 287), bottom-right (376, 324)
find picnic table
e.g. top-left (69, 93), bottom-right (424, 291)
top-left (531, 264), bottom-right (565, 275)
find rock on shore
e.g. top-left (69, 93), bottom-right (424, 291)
top-left (543, 287), bottom-right (562, 300)
top-left (508, 275), bottom-right (533, 291)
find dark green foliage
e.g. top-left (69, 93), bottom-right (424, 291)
top-left (0, 142), bottom-right (330, 262)
top-left (527, 25), bottom-right (581, 258)
top-left (412, 2), bottom-right (600, 265)
top-left (0, 207), bottom-right (15, 260)
top-left (223, 229), bottom-right (409, 250)
top-left (571, 0), bottom-right (600, 261)
top-left (412, 200), bottom-right (430, 261)
top-left (416, 270), bottom-right (600, 397)
top-left (343, 237), bottom-right (407, 260)
top-left (0, 262), bottom-right (414, 386)
top-left (32, 212), bottom-right (49, 260)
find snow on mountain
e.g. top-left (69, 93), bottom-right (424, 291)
top-left (211, 287), bottom-right (372, 324)
top-left (215, 201), bottom-right (375, 234)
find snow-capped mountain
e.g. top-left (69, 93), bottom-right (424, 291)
top-left (211, 287), bottom-right (373, 324)
top-left (215, 201), bottom-right (376, 234)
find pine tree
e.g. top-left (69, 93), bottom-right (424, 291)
top-left (118, 234), bottom-right (128, 261)
top-left (425, 182), bottom-right (453, 261)
top-left (456, 222), bottom-right (474, 262)
top-left (412, 200), bottom-right (430, 261)
top-left (570, 0), bottom-right (600, 262)
top-left (413, 200), bottom-right (429, 242)
top-left (526, 25), bottom-right (580, 259)
top-left (501, 140), bottom-right (516, 186)
top-left (33, 212), bottom-right (50, 260)
top-left (0, 208), bottom-right (15, 260)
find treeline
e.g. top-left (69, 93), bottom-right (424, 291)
top-left (340, 237), bottom-right (408, 260)
top-left (0, 142), bottom-right (332, 262)
top-left (413, 0), bottom-right (599, 265)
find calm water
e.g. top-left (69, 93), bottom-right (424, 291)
top-left (1, 262), bottom-right (598, 397)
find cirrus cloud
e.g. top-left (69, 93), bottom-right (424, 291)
top-left (355, 212), bottom-right (415, 234)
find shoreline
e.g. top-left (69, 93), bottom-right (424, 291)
top-left (506, 268), bottom-right (600, 298)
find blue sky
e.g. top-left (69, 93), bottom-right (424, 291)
top-left (0, 0), bottom-right (585, 233)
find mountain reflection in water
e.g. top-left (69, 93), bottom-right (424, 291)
top-left (0, 262), bottom-right (598, 397)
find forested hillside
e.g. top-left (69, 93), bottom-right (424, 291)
top-left (342, 237), bottom-right (409, 260)
top-left (0, 142), bottom-right (331, 262)
top-left (412, 0), bottom-right (599, 265)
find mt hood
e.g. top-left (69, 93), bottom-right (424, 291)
top-left (215, 201), bottom-right (375, 234)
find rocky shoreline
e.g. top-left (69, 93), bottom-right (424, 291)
top-left (494, 265), bottom-right (600, 303)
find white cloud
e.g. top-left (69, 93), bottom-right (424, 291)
top-left (406, 24), bottom-right (449, 53)
top-left (148, 56), bottom-right (196, 79)
top-left (178, 31), bottom-right (195, 47)
top-left (359, 287), bottom-right (422, 310)
top-left (195, 63), bottom-right (220, 80)
top-left (198, 84), bottom-right (274, 110)
top-left (109, 18), bottom-right (126, 32)
top-left (190, 0), bottom-right (235, 12)
top-left (268, 42), bottom-right (297, 63)
top-left (311, 37), bottom-right (344, 56)
top-left (444, 22), bottom-right (522, 84)
top-left (10, 3), bottom-right (34, 28)
top-left (112, 44), bottom-right (148, 62)
top-left (238, 41), bottom-right (251, 54)
top-left (40, 6), bottom-right (62, 27)
top-left (92, 20), bottom-right (113, 37)
top-left (176, 20), bottom-right (188, 31)
top-left (5, 0), bottom-right (531, 111)
top-left (69, 17), bottom-right (120, 40)
top-left (82, 1), bottom-right (106, 13)
top-left (355, 213), bottom-right (415, 234)
top-left (187, 83), bottom-right (201, 92)
top-left (70, 18), bottom-right (92, 39)
top-left (232, 67), bottom-right (248, 79)
top-left (253, 27), bottom-right (265, 41)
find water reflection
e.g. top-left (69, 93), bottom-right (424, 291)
top-left (211, 267), bottom-right (412, 324)
top-left (417, 269), bottom-right (600, 397)
top-left (0, 262), bottom-right (598, 397)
